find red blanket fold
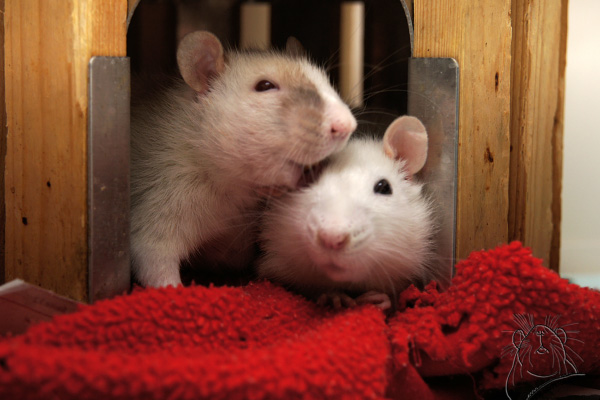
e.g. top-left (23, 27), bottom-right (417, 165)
top-left (1, 242), bottom-right (599, 399)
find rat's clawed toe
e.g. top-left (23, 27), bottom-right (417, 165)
top-left (316, 292), bottom-right (357, 309)
top-left (316, 291), bottom-right (391, 310)
top-left (355, 291), bottom-right (391, 310)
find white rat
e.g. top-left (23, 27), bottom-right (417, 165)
top-left (257, 116), bottom-right (447, 310)
top-left (130, 31), bottom-right (357, 287)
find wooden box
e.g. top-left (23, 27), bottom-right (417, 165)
top-left (1, 0), bottom-right (568, 301)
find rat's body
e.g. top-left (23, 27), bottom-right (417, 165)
top-left (131, 32), bottom-right (356, 287)
top-left (257, 116), bottom-right (446, 310)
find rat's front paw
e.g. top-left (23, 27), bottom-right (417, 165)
top-left (315, 291), bottom-right (392, 311)
top-left (316, 292), bottom-right (357, 309)
top-left (355, 291), bottom-right (392, 310)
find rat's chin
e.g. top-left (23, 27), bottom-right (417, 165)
top-left (279, 159), bottom-right (318, 190)
top-left (320, 261), bottom-right (358, 283)
top-left (286, 160), bottom-right (306, 181)
top-left (272, 161), bottom-right (305, 190)
top-left (255, 157), bottom-right (324, 196)
top-left (254, 161), bottom-right (305, 197)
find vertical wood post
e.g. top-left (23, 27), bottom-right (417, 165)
top-left (0, 0), bottom-right (7, 284)
top-left (413, 1), bottom-right (513, 261)
top-left (3, 0), bottom-right (127, 301)
top-left (413, 0), bottom-right (568, 269)
top-left (509, 0), bottom-right (568, 271)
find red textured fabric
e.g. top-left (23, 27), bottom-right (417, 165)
top-left (1, 242), bottom-right (599, 399)
top-left (388, 242), bottom-right (600, 398)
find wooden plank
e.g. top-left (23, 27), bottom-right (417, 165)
top-left (0, 0), bottom-right (6, 285)
top-left (550, 0), bottom-right (568, 272)
top-left (413, 0), bottom-right (513, 261)
top-left (509, 0), bottom-right (567, 271)
top-left (4, 0), bottom-right (127, 301)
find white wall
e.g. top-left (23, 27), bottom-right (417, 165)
top-left (560, 0), bottom-right (600, 288)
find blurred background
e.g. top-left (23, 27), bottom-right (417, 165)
top-left (128, 0), bottom-right (413, 133)
top-left (560, 0), bottom-right (600, 289)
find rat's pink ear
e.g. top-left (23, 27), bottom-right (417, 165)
top-left (177, 31), bottom-right (225, 94)
top-left (383, 116), bottom-right (428, 176)
top-left (285, 37), bottom-right (305, 58)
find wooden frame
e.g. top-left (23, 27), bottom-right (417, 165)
top-left (413, 0), bottom-right (567, 269)
top-left (508, 0), bottom-right (568, 272)
top-left (1, 0), bottom-right (127, 301)
top-left (1, 0), bottom-right (7, 285)
top-left (1, 0), bottom-right (567, 300)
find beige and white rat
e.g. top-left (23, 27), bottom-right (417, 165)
top-left (257, 116), bottom-right (447, 310)
top-left (130, 31), bottom-right (357, 287)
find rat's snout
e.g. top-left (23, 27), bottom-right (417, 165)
top-left (329, 119), bottom-right (354, 139)
top-left (326, 104), bottom-right (357, 140)
top-left (317, 229), bottom-right (350, 251)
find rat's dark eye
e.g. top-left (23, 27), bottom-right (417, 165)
top-left (374, 179), bottom-right (393, 195)
top-left (255, 80), bottom-right (278, 92)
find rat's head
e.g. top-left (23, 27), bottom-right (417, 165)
top-left (177, 31), bottom-right (357, 190)
top-left (260, 116), bottom-right (435, 294)
top-left (504, 315), bottom-right (582, 399)
top-left (512, 324), bottom-right (573, 378)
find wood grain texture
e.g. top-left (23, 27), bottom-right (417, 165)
top-left (550, 0), bottom-right (568, 272)
top-left (4, 0), bottom-right (127, 300)
top-left (509, 0), bottom-right (567, 271)
top-left (413, 0), bottom-right (513, 261)
top-left (0, 0), bottom-right (6, 284)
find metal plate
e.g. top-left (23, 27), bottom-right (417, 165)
top-left (88, 57), bottom-right (131, 303)
top-left (408, 57), bottom-right (459, 279)
top-left (399, 0), bottom-right (414, 54)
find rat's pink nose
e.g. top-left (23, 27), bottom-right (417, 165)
top-left (330, 117), bottom-right (357, 139)
top-left (327, 105), bottom-right (357, 139)
top-left (317, 230), bottom-right (350, 251)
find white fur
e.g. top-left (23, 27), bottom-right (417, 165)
top-left (258, 136), bottom-right (442, 301)
top-left (131, 40), bottom-right (357, 287)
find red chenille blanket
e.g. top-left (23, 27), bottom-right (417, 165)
top-left (1, 242), bottom-right (599, 399)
